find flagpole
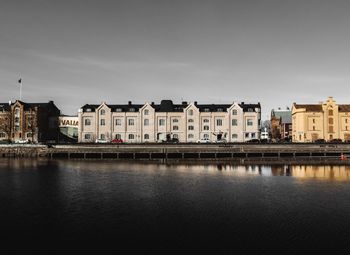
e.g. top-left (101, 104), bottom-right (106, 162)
top-left (20, 81), bottom-right (22, 101)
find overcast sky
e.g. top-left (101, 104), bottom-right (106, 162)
top-left (1, 0), bottom-right (350, 119)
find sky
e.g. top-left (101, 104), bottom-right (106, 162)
top-left (1, 0), bottom-right (350, 119)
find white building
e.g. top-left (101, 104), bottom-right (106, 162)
top-left (78, 100), bottom-right (261, 143)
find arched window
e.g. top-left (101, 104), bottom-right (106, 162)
top-left (188, 119), bottom-right (194, 123)
top-left (128, 134), bottom-right (135, 140)
top-left (188, 125), bottom-right (194, 130)
top-left (173, 119), bottom-right (179, 123)
top-left (203, 119), bottom-right (209, 123)
top-left (173, 125), bottom-right (179, 130)
top-left (144, 119), bottom-right (149, 126)
top-left (203, 125), bottom-right (209, 130)
top-left (115, 134), bottom-right (121, 139)
top-left (188, 109), bottom-right (193, 115)
top-left (144, 134), bottom-right (149, 140)
top-left (84, 119), bottom-right (91, 126)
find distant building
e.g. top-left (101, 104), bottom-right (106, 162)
top-left (0, 100), bottom-right (60, 143)
top-left (59, 115), bottom-right (78, 142)
top-left (78, 100), bottom-right (261, 143)
top-left (292, 96), bottom-right (350, 142)
top-left (270, 108), bottom-right (292, 141)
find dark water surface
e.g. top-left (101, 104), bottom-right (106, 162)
top-left (1, 159), bottom-right (350, 253)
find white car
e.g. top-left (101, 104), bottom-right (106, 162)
top-left (15, 139), bottom-right (29, 144)
top-left (197, 138), bottom-right (211, 143)
top-left (95, 139), bottom-right (109, 143)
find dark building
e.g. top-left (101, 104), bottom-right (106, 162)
top-left (270, 107), bottom-right (292, 141)
top-left (0, 100), bottom-right (60, 143)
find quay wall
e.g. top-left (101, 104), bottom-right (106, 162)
top-left (1, 143), bottom-right (350, 159)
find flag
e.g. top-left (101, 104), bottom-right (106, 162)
top-left (18, 78), bottom-right (22, 84)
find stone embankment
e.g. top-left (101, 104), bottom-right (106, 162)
top-left (1, 143), bottom-right (350, 160)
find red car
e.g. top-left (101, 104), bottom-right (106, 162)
top-left (111, 139), bottom-right (124, 143)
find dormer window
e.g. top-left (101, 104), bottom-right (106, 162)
top-left (129, 108), bottom-right (135, 112)
top-left (86, 108), bottom-right (91, 112)
top-left (217, 108), bottom-right (223, 112)
top-left (248, 108), bottom-right (253, 112)
top-left (204, 108), bottom-right (210, 112)
top-left (116, 108), bottom-right (122, 112)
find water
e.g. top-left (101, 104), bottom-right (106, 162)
top-left (1, 159), bottom-right (350, 253)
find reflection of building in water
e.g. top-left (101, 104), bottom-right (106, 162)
top-left (291, 165), bottom-right (350, 180)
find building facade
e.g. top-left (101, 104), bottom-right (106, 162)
top-left (292, 97), bottom-right (350, 142)
top-left (270, 108), bottom-right (292, 141)
top-left (0, 100), bottom-right (60, 143)
top-left (78, 100), bottom-right (261, 143)
top-left (59, 115), bottom-right (79, 143)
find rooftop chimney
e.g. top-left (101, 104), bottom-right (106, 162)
top-left (182, 101), bottom-right (188, 105)
top-left (128, 101), bottom-right (132, 105)
top-left (151, 102), bottom-right (155, 106)
top-left (194, 101), bottom-right (198, 105)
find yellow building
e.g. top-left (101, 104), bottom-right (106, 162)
top-left (292, 97), bottom-right (350, 142)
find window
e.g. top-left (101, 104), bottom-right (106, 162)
top-left (129, 108), bottom-right (135, 112)
top-left (204, 108), bottom-right (210, 112)
top-left (232, 119), bottom-right (237, 126)
top-left (204, 134), bottom-right (209, 139)
top-left (188, 134), bottom-right (194, 139)
top-left (346, 119), bottom-right (348, 124)
top-left (128, 119), bottom-right (134, 126)
top-left (188, 125), bottom-right (194, 130)
top-left (115, 119), bottom-right (122, 126)
top-left (100, 119), bottom-right (105, 126)
top-left (188, 109), bottom-right (193, 115)
top-left (248, 108), bottom-right (253, 112)
top-left (173, 125), bottom-right (179, 130)
top-left (188, 119), bottom-right (194, 123)
top-left (313, 126), bottom-right (315, 131)
top-left (245, 133), bottom-right (250, 138)
top-left (84, 134), bottom-right (91, 140)
top-left (86, 108), bottom-right (91, 112)
top-left (128, 134), bottom-right (135, 140)
top-left (85, 119), bottom-right (91, 126)
top-left (173, 119), bottom-right (179, 123)
top-left (247, 119), bottom-right (253, 126)
top-left (0, 133), bottom-right (5, 138)
top-left (116, 108), bottom-right (122, 112)
top-left (329, 110), bottom-right (333, 116)
top-left (144, 119), bottom-right (149, 126)
top-left (232, 109), bottom-right (237, 115)
top-left (217, 108), bottom-right (223, 112)
top-left (144, 134), bottom-right (149, 140)
top-left (232, 134), bottom-right (238, 139)
top-left (100, 109), bottom-right (105, 115)
top-left (251, 133), bottom-right (256, 138)
top-left (313, 119), bottom-right (315, 124)
top-left (329, 126), bottom-right (334, 133)
top-left (329, 118), bottom-right (333, 125)
top-left (27, 132), bottom-right (32, 138)
top-left (144, 109), bottom-right (149, 115)
top-left (159, 119), bottom-right (165, 126)
top-left (346, 126), bottom-right (348, 131)
top-left (100, 134), bottom-right (105, 139)
top-left (115, 134), bottom-right (121, 139)
top-left (203, 125), bottom-right (209, 130)
top-left (173, 134), bottom-right (179, 139)
top-left (203, 119), bottom-right (209, 123)
top-left (15, 108), bottom-right (20, 116)
top-left (216, 119), bottom-right (223, 126)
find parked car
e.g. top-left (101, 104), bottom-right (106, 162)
top-left (329, 138), bottom-right (342, 143)
top-left (314, 139), bottom-right (326, 143)
top-left (246, 139), bottom-right (261, 143)
top-left (95, 139), bottom-right (109, 143)
top-left (162, 138), bottom-right (179, 143)
top-left (111, 139), bottom-right (124, 144)
top-left (216, 139), bottom-right (227, 143)
top-left (197, 138), bottom-right (211, 143)
top-left (15, 139), bottom-right (30, 144)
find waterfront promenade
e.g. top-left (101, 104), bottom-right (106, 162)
top-left (1, 143), bottom-right (350, 160)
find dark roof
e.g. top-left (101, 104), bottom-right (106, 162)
top-left (81, 100), bottom-right (261, 113)
top-left (338, 105), bottom-right (350, 112)
top-left (0, 103), bottom-right (11, 111)
top-left (271, 109), bottom-right (292, 123)
top-left (293, 104), bottom-right (323, 112)
top-left (0, 100), bottom-right (60, 113)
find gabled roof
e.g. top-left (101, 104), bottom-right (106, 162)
top-left (271, 109), bottom-right (292, 123)
top-left (80, 100), bottom-right (261, 113)
top-left (293, 104), bottom-right (323, 112)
